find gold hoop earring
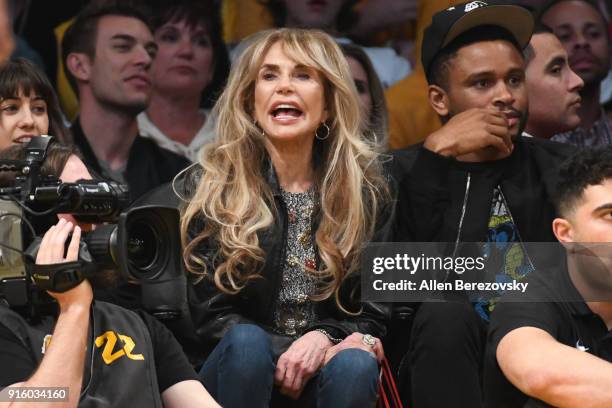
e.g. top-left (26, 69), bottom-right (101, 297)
top-left (315, 122), bottom-right (330, 140)
top-left (254, 120), bottom-right (266, 137)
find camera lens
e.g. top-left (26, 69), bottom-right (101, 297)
top-left (127, 220), bottom-right (159, 271)
top-left (115, 206), bottom-right (178, 283)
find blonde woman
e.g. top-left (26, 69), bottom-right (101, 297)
top-left (181, 28), bottom-right (392, 407)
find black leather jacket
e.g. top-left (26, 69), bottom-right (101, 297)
top-left (184, 163), bottom-right (393, 359)
top-left (392, 136), bottom-right (576, 244)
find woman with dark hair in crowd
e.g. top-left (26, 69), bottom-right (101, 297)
top-left (340, 42), bottom-right (388, 146)
top-left (0, 58), bottom-right (71, 151)
top-left (138, 0), bottom-right (230, 162)
top-left (180, 28), bottom-right (392, 407)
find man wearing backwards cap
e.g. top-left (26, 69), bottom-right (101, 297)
top-left (392, 2), bottom-right (575, 407)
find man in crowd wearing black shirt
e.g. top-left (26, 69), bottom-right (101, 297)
top-left (485, 146), bottom-right (612, 408)
top-left (0, 142), bottom-right (218, 408)
top-left (392, 2), bottom-right (575, 407)
top-left (0, 221), bottom-right (219, 408)
top-left (62, 0), bottom-right (189, 201)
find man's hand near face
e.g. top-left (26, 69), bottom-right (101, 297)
top-left (423, 108), bottom-right (514, 160)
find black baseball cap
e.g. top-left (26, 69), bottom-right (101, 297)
top-left (422, 1), bottom-right (534, 79)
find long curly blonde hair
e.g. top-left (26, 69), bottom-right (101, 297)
top-left (180, 28), bottom-right (390, 305)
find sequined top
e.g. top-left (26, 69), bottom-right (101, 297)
top-left (273, 188), bottom-right (318, 337)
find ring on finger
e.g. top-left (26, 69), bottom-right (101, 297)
top-left (362, 334), bottom-right (376, 348)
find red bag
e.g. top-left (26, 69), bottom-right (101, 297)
top-left (377, 357), bottom-right (404, 408)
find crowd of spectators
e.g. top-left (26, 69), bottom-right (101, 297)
top-left (1, 0), bottom-right (612, 407)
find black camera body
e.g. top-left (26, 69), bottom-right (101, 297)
top-left (0, 136), bottom-right (187, 319)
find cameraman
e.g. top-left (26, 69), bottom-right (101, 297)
top-left (0, 141), bottom-right (219, 408)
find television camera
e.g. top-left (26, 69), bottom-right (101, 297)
top-left (0, 136), bottom-right (187, 319)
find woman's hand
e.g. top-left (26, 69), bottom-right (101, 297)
top-left (36, 218), bottom-right (92, 311)
top-left (275, 330), bottom-right (333, 399)
top-left (323, 332), bottom-right (384, 366)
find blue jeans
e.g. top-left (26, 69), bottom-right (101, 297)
top-left (199, 324), bottom-right (379, 408)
